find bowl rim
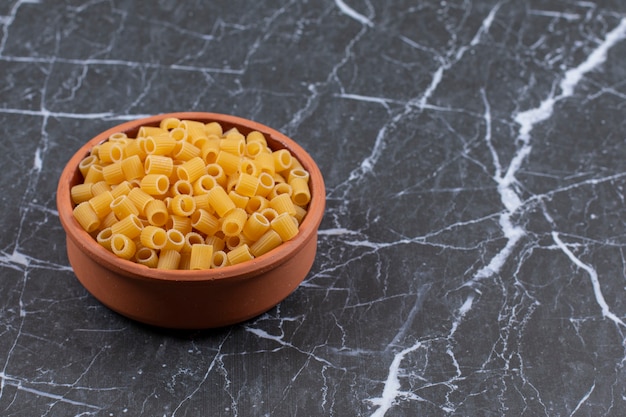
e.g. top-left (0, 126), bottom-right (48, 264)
top-left (56, 112), bottom-right (325, 283)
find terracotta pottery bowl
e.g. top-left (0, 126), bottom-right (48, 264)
top-left (57, 112), bottom-right (325, 329)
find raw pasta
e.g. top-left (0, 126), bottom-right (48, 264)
top-left (71, 118), bottom-right (312, 270)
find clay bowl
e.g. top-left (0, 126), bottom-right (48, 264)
top-left (57, 112), bottom-right (325, 329)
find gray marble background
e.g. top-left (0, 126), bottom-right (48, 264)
top-left (2, 0), bottom-right (626, 416)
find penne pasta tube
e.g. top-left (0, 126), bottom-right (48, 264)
top-left (140, 225), bottom-right (167, 250)
top-left (271, 213), bottom-right (299, 242)
top-left (210, 250), bottom-right (229, 268)
top-left (157, 249), bottom-right (181, 270)
top-left (249, 229), bottom-right (283, 257)
top-left (242, 212), bottom-right (270, 242)
top-left (170, 194), bottom-right (196, 217)
top-left (163, 229), bottom-right (185, 252)
top-left (110, 195), bottom-right (140, 220)
top-left (208, 186), bottom-right (236, 217)
top-left (135, 247), bottom-right (159, 268)
top-left (221, 208), bottom-right (247, 237)
top-left (71, 183), bottom-right (94, 204)
top-left (190, 244), bottom-right (213, 270)
top-left (144, 198), bottom-right (168, 226)
top-left (227, 244), bottom-right (254, 265)
top-left (110, 233), bottom-right (136, 260)
top-left (110, 213), bottom-right (143, 239)
top-left (73, 202), bottom-right (101, 232)
top-left (272, 149), bottom-right (293, 172)
top-left (144, 154), bottom-right (174, 176)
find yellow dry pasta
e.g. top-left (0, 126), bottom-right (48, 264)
top-left (71, 120), bottom-right (312, 269)
top-left (190, 244), bottom-right (213, 270)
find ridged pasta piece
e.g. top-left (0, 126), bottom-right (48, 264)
top-left (246, 130), bottom-right (267, 146)
top-left (164, 229), bottom-right (185, 252)
top-left (204, 121), bottom-right (223, 136)
top-left (293, 205), bottom-right (307, 224)
top-left (167, 215), bottom-right (193, 235)
top-left (127, 187), bottom-right (154, 215)
top-left (71, 183), bottom-right (94, 204)
top-left (181, 231), bottom-right (205, 253)
top-left (110, 233), bottom-right (136, 260)
top-left (235, 173), bottom-right (259, 197)
top-left (193, 193), bottom-right (211, 211)
top-left (140, 225), bottom-right (167, 250)
top-left (84, 164), bottom-right (105, 184)
top-left (211, 250), bottom-right (229, 268)
top-left (191, 209), bottom-right (220, 236)
top-left (208, 186), bottom-right (236, 217)
top-left (88, 191), bottom-right (114, 219)
top-left (272, 149), bottom-right (293, 172)
top-left (190, 244), bottom-right (213, 270)
top-left (90, 180), bottom-right (110, 196)
top-left (242, 212), bottom-right (270, 241)
top-left (168, 126), bottom-right (187, 142)
top-left (102, 161), bottom-right (125, 185)
top-left (138, 126), bottom-right (168, 138)
top-left (221, 208), bottom-right (247, 237)
top-left (96, 227), bottom-right (113, 250)
top-left (239, 159), bottom-right (258, 176)
top-left (170, 194), bottom-right (196, 217)
top-left (180, 120), bottom-right (208, 146)
top-left (215, 151), bottom-right (241, 175)
top-left (78, 155), bottom-right (99, 177)
top-left (254, 152), bottom-right (275, 176)
top-left (74, 202), bottom-right (101, 232)
top-left (178, 251), bottom-right (192, 270)
top-left (269, 193), bottom-right (296, 216)
top-left (121, 154), bottom-right (144, 181)
top-left (206, 163), bottom-right (227, 187)
top-left (110, 181), bottom-right (133, 198)
top-left (244, 141), bottom-right (265, 158)
top-left (268, 182), bottom-right (292, 200)
top-left (135, 247), bottom-right (159, 268)
top-left (201, 140), bottom-right (220, 164)
top-left (110, 213), bottom-right (143, 239)
top-left (160, 117), bottom-right (181, 130)
top-left (290, 177), bottom-right (311, 206)
top-left (228, 191), bottom-right (249, 209)
top-left (144, 155), bottom-right (174, 176)
top-left (171, 179), bottom-right (193, 196)
top-left (157, 249), bottom-right (181, 270)
top-left (205, 235), bottom-right (225, 252)
top-left (140, 174), bottom-right (170, 195)
top-left (220, 136), bottom-right (245, 156)
top-left (260, 208), bottom-right (279, 222)
top-left (172, 140), bottom-right (200, 161)
top-left (145, 133), bottom-right (176, 156)
top-left (245, 195), bottom-right (270, 215)
top-left (110, 195), bottom-right (140, 220)
top-left (144, 198), bottom-right (168, 226)
top-left (249, 229), bottom-right (283, 257)
top-left (271, 213), bottom-right (299, 241)
top-left (101, 211), bottom-right (118, 229)
top-left (193, 175), bottom-right (216, 195)
top-left (225, 234), bottom-right (249, 251)
top-left (227, 244), bottom-right (254, 265)
top-left (256, 172), bottom-right (275, 197)
top-left (176, 156), bottom-right (206, 183)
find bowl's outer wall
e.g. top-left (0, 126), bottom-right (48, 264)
top-left (57, 112), bottom-right (325, 329)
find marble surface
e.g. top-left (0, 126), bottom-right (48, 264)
top-left (2, 0), bottom-right (626, 415)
